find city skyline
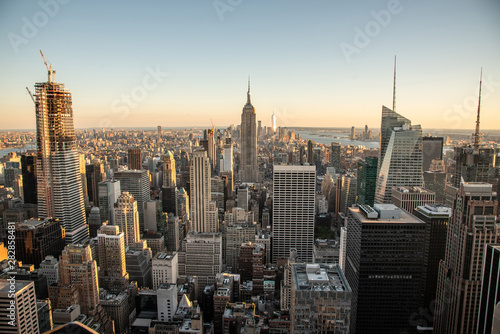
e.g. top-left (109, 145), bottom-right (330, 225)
top-left (1, 1), bottom-right (499, 130)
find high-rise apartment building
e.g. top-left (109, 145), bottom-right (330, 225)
top-left (240, 80), bottom-right (258, 183)
top-left (128, 148), bottom-right (142, 170)
top-left (434, 182), bottom-right (498, 334)
top-left (0, 280), bottom-right (39, 334)
top-left (114, 192), bottom-right (140, 247)
top-left (162, 151), bottom-right (176, 187)
top-left (114, 169), bottom-right (150, 231)
top-left (272, 165), bottom-right (315, 263)
top-left (34, 63), bottom-right (88, 244)
top-left (356, 156), bottom-right (378, 206)
top-left (97, 223), bottom-right (129, 292)
top-left (190, 148), bottom-right (218, 232)
top-left (345, 204), bottom-right (425, 334)
top-left (375, 107), bottom-right (423, 203)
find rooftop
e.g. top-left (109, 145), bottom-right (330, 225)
top-left (350, 205), bottom-right (423, 224)
top-left (393, 186), bottom-right (434, 194)
top-left (292, 263), bottom-right (350, 293)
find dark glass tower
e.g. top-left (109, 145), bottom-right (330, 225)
top-left (356, 156), bottom-right (378, 206)
top-left (21, 154), bottom-right (37, 204)
top-left (345, 204), bottom-right (425, 334)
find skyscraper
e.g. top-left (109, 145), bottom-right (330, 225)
top-left (114, 191), bottom-right (140, 247)
top-left (413, 203), bottom-right (451, 325)
top-left (128, 148), bottom-right (142, 170)
top-left (85, 160), bottom-right (105, 206)
top-left (177, 231), bottom-right (222, 297)
top-left (345, 204), bottom-right (425, 334)
top-left (434, 182), bottom-right (498, 334)
top-left (0, 280), bottom-right (39, 334)
top-left (477, 244), bottom-right (500, 334)
top-left (422, 136), bottom-right (444, 172)
top-left (307, 140), bottom-right (314, 164)
top-left (58, 244), bottom-right (99, 315)
top-left (450, 72), bottom-right (499, 197)
top-left (21, 153), bottom-right (37, 204)
top-left (11, 218), bottom-right (65, 269)
top-left (55, 243), bottom-right (113, 333)
top-left (98, 179), bottom-right (121, 224)
top-left (34, 56), bottom-right (88, 244)
top-left (391, 186), bottom-right (436, 214)
top-left (375, 107), bottom-right (423, 204)
top-left (240, 80), bottom-right (258, 183)
top-left (330, 142), bottom-right (341, 172)
top-left (162, 151), bottom-right (176, 187)
top-left (290, 263), bottom-right (351, 333)
top-left (114, 169), bottom-right (150, 231)
top-left (356, 156), bottom-right (378, 206)
top-left (190, 148), bottom-right (217, 232)
top-left (97, 223), bottom-right (129, 292)
top-left (271, 111), bottom-right (277, 135)
top-left (272, 165), bottom-right (316, 263)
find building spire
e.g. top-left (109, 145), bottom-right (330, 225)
top-left (247, 76), bottom-right (251, 104)
top-left (393, 55), bottom-right (396, 112)
top-left (473, 68), bottom-right (483, 148)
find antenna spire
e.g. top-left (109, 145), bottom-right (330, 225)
top-left (393, 55), bottom-right (396, 112)
top-left (473, 68), bottom-right (483, 148)
top-left (247, 76), bottom-right (251, 104)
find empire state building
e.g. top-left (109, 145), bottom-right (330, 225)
top-left (240, 80), bottom-right (258, 183)
top-left (34, 52), bottom-right (89, 244)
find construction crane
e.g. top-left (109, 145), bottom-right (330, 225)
top-left (210, 118), bottom-right (215, 134)
top-left (26, 87), bottom-right (36, 105)
top-left (40, 50), bottom-right (55, 82)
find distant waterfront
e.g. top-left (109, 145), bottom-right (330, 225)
top-left (294, 130), bottom-right (379, 149)
top-left (0, 144), bottom-right (36, 156)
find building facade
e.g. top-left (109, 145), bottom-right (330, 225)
top-left (34, 69), bottom-right (88, 244)
top-left (375, 107), bottom-right (423, 204)
top-left (434, 182), bottom-right (498, 334)
top-left (272, 165), bottom-right (316, 263)
top-left (240, 81), bottom-right (258, 183)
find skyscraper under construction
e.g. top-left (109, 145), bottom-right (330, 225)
top-left (33, 52), bottom-right (89, 244)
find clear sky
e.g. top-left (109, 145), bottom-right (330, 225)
top-left (0, 0), bottom-right (499, 131)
